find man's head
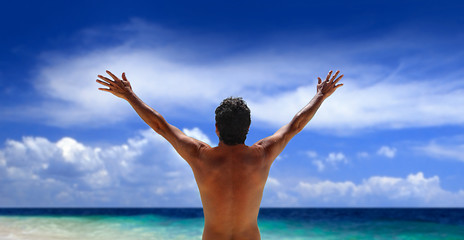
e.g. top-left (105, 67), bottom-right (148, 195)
top-left (215, 97), bottom-right (251, 145)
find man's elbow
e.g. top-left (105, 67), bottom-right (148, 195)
top-left (148, 117), bottom-right (169, 135)
top-left (148, 121), bottom-right (167, 136)
top-left (288, 122), bottom-right (303, 136)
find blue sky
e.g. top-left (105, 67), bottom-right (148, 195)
top-left (1, 0), bottom-right (464, 207)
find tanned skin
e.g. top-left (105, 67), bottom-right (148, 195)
top-left (97, 70), bottom-right (343, 240)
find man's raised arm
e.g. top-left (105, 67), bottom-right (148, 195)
top-left (254, 70), bottom-right (343, 163)
top-left (96, 70), bottom-right (209, 164)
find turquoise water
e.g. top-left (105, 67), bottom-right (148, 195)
top-left (0, 215), bottom-right (203, 240)
top-left (0, 208), bottom-right (463, 240)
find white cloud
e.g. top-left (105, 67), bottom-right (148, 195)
top-left (261, 172), bottom-right (464, 207)
top-left (309, 151), bottom-right (348, 172)
top-left (249, 79), bottom-right (464, 132)
top-left (183, 127), bottom-right (214, 146)
top-left (266, 177), bottom-right (281, 188)
top-left (312, 160), bottom-right (325, 172)
top-left (262, 176), bottom-right (299, 206)
top-left (2, 131), bottom-right (464, 207)
top-left (377, 146), bottom-right (397, 158)
top-left (326, 152), bottom-right (348, 164)
top-left (5, 18), bottom-right (464, 133)
top-left (293, 172), bottom-right (464, 207)
top-left (0, 128), bottom-right (208, 207)
top-left (417, 141), bottom-right (464, 162)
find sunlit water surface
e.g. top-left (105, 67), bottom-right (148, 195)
top-left (1, 208), bottom-right (463, 240)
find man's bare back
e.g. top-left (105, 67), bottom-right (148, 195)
top-left (193, 143), bottom-right (269, 239)
top-left (97, 70), bottom-right (343, 240)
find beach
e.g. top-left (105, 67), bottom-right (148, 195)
top-left (1, 208), bottom-right (463, 240)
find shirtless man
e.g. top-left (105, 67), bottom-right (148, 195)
top-left (97, 70), bottom-right (343, 240)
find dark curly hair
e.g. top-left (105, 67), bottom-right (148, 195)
top-left (215, 97), bottom-right (251, 145)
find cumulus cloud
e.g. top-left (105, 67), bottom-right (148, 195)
top-left (183, 127), bottom-right (214, 146)
top-left (293, 172), bottom-right (464, 207)
top-left (4, 18), bottom-right (464, 133)
top-left (309, 151), bottom-right (348, 172)
top-left (2, 131), bottom-right (463, 207)
top-left (0, 128), bottom-right (207, 207)
top-left (266, 177), bottom-right (281, 188)
top-left (377, 146), bottom-right (397, 158)
top-left (326, 152), bottom-right (348, 164)
top-left (261, 172), bottom-right (464, 207)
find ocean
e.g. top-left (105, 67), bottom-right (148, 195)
top-left (0, 208), bottom-right (463, 239)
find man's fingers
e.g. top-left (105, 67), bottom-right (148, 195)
top-left (334, 83), bottom-right (344, 89)
top-left (97, 75), bottom-right (114, 83)
top-left (106, 70), bottom-right (120, 81)
top-left (330, 70), bottom-right (340, 82)
top-left (318, 77), bottom-right (322, 84)
top-left (98, 88), bottom-right (112, 92)
top-left (122, 72), bottom-right (128, 81)
top-left (96, 79), bottom-right (111, 87)
top-left (325, 70), bottom-right (333, 81)
top-left (333, 74), bottom-right (344, 85)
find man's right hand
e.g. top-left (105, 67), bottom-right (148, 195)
top-left (317, 70), bottom-right (344, 99)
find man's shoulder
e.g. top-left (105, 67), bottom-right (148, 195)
top-left (201, 144), bottom-right (265, 159)
top-left (248, 144), bottom-right (265, 154)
